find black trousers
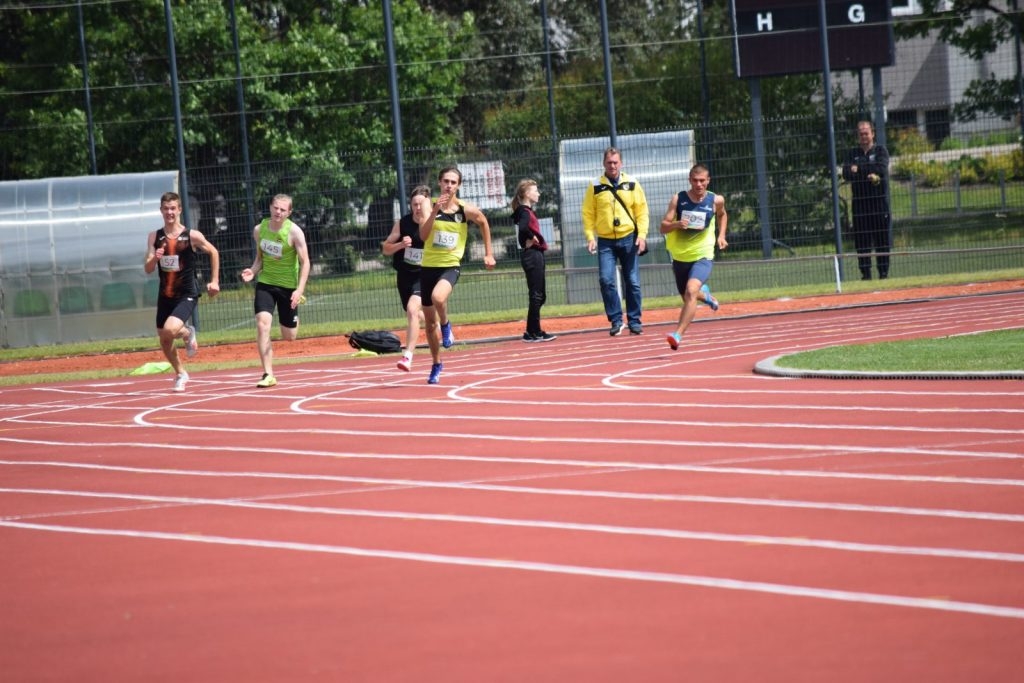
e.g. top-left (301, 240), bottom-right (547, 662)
top-left (851, 198), bottom-right (891, 279)
top-left (521, 248), bottom-right (547, 335)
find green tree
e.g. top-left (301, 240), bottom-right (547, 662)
top-left (0, 0), bottom-right (466, 180)
top-left (894, 0), bottom-right (1024, 123)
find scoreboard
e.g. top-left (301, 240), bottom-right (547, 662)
top-left (730, 0), bottom-right (895, 78)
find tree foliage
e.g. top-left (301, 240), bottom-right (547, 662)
top-left (894, 0), bottom-right (1024, 122)
top-left (0, 0), bottom-right (466, 180)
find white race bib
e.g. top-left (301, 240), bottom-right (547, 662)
top-left (432, 230), bottom-right (459, 250)
top-left (681, 210), bottom-right (707, 230)
top-left (159, 254), bottom-right (180, 271)
top-left (403, 247), bottom-right (424, 265)
top-left (261, 238), bottom-right (284, 259)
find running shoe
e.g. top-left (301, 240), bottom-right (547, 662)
top-left (666, 332), bottom-right (682, 351)
top-left (185, 323), bottom-right (198, 358)
top-left (173, 371), bottom-right (189, 392)
top-left (524, 331), bottom-right (557, 342)
top-left (629, 325), bottom-right (643, 335)
top-left (700, 284), bottom-right (719, 311)
top-left (397, 353), bottom-right (413, 372)
top-left (441, 321), bottom-right (455, 348)
top-left (428, 362), bottom-right (443, 384)
top-left (609, 323), bottom-right (626, 337)
top-left (256, 373), bottom-right (277, 388)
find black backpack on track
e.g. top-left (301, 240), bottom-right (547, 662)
top-left (347, 330), bottom-right (402, 354)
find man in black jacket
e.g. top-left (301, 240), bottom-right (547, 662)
top-left (842, 121), bottom-right (891, 280)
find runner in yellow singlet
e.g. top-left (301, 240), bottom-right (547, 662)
top-left (417, 165), bottom-right (496, 384)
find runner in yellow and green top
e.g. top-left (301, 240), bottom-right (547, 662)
top-left (241, 194), bottom-right (310, 387)
top-left (417, 165), bottom-right (496, 384)
top-left (659, 164), bottom-right (728, 351)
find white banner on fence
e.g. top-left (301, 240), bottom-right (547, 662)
top-left (458, 161), bottom-right (507, 210)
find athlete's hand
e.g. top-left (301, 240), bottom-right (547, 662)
top-left (241, 268), bottom-right (254, 283)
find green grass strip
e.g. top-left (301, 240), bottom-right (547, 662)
top-left (774, 328), bottom-right (1024, 372)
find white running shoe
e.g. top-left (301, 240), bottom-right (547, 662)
top-left (173, 371), bottom-right (189, 392)
top-left (397, 353), bottom-right (413, 372)
top-left (184, 324), bottom-right (198, 358)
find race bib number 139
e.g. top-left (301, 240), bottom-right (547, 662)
top-left (432, 230), bottom-right (458, 250)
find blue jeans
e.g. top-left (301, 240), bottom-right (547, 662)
top-left (597, 234), bottom-right (642, 327)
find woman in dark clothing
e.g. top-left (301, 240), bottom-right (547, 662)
top-left (511, 179), bottom-right (556, 342)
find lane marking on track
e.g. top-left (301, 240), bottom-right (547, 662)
top-left (3, 519), bottom-right (1023, 620)
top-left (4, 486), bottom-right (1024, 563)
top-left (4, 460), bottom-right (1024, 522)
top-left (5, 435), bottom-right (1024, 484)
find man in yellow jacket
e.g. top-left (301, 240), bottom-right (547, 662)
top-left (581, 147), bottom-right (649, 335)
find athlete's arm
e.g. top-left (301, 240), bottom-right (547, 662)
top-left (465, 202), bottom-right (495, 269)
top-left (190, 229), bottom-right (221, 297)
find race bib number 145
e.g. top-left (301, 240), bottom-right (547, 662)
top-left (261, 238), bottom-right (284, 259)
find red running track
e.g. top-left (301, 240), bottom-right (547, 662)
top-left (1, 292), bottom-right (1023, 681)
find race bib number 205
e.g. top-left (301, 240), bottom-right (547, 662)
top-left (681, 210), bottom-right (708, 230)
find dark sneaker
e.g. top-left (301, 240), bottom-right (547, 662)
top-left (523, 332), bottom-right (540, 342)
top-left (441, 321), bottom-right (455, 348)
top-left (428, 362), bottom-right (443, 384)
top-left (629, 325), bottom-right (643, 335)
top-left (610, 323), bottom-right (626, 336)
top-left (535, 331), bottom-right (557, 342)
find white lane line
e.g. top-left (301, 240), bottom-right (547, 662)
top-left (281, 407), bottom-right (1024, 436)
top-left (4, 487), bottom-right (1023, 563)
top-left (4, 436), bottom-right (1024, 487)
top-left (3, 519), bottom-right (1022, 620)
top-left (8, 397), bottom-right (1024, 423)
top-left (38, 401), bottom-right (1001, 462)
top-left (4, 460), bottom-right (1024, 522)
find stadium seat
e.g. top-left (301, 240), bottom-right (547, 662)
top-left (13, 289), bottom-right (51, 316)
top-left (143, 279), bottom-right (160, 307)
top-left (100, 282), bottom-right (136, 310)
top-left (59, 286), bottom-right (92, 314)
